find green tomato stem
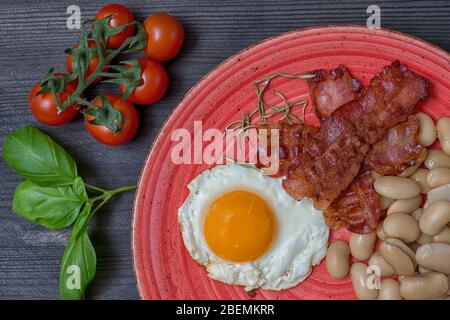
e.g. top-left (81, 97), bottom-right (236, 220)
top-left (60, 32), bottom-right (135, 111)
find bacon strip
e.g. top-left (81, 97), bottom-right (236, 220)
top-left (364, 114), bottom-right (423, 175)
top-left (283, 61), bottom-right (428, 209)
top-left (324, 171), bottom-right (385, 234)
top-left (256, 123), bottom-right (320, 177)
top-left (324, 115), bottom-right (423, 233)
top-left (309, 65), bottom-right (361, 119)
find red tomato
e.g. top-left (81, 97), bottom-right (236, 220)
top-left (119, 58), bottom-right (168, 105)
top-left (84, 94), bottom-right (139, 146)
top-left (143, 13), bottom-right (184, 62)
top-left (95, 3), bottom-right (136, 48)
top-left (66, 40), bottom-right (107, 83)
top-left (29, 74), bottom-right (80, 126)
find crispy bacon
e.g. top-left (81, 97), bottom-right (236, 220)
top-left (349, 61), bottom-right (428, 144)
top-left (309, 65), bottom-right (361, 119)
top-left (364, 114), bottom-right (423, 175)
top-left (283, 122), bottom-right (370, 209)
top-left (282, 61), bottom-right (428, 209)
top-left (256, 123), bottom-right (321, 177)
top-left (324, 171), bottom-right (385, 234)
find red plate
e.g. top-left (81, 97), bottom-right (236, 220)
top-left (132, 25), bottom-right (450, 300)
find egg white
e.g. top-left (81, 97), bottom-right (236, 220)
top-left (178, 163), bottom-right (329, 291)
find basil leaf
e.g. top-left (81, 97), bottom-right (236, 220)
top-left (60, 202), bottom-right (96, 300)
top-left (2, 126), bottom-right (78, 186)
top-left (12, 177), bottom-right (88, 229)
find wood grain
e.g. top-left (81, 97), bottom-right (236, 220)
top-left (0, 0), bottom-right (448, 299)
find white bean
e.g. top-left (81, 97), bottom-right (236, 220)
top-left (400, 272), bottom-right (448, 300)
top-left (427, 168), bottom-right (450, 188)
top-left (436, 117), bottom-right (450, 155)
top-left (433, 227), bottom-right (450, 244)
top-left (425, 184), bottom-right (450, 208)
top-left (417, 112), bottom-right (437, 147)
top-left (410, 168), bottom-right (431, 194)
top-left (376, 224), bottom-right (388, 241)
top-left (326, 240), bottom-right (350, 279)
top-left (424, 149), bottom-right (450, 169)
top-left (387, 195), bottom-right (422, 215)
top-left (379, 239), bottom-right (416, 276)
top-left (416, 243), bottom-right (450, 274)
top-left (350, 262), bottom-right (379, 300)
top-left (368, 251), bottom-right (395, 276)
top-left (349, 232), bottom-right (376, 261)
top-left (383, 213), bottom-right (421, 244)
top-left (374, 176), bottom-right (421, 200)
top-left (378, 279), bottom-right (402, 300)
top-left (419, 200), bottom-right (450, 236)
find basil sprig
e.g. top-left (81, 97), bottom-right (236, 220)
top-left (2, 126), bottom-right (135, 299)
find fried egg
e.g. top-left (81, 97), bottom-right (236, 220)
top-left (178, 164), bottom-right (329, 291)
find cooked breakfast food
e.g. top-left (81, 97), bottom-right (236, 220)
top-left (324, 170), bottom-right (383, 233)
top-left (178, 59), bottom-right (449, 300)
top-left (178, 164), bottom-right (328, 291)
top-left (308, 65), bottom-right (361, 119)
top-left (364, 114), bottom-right (424, 176)
top-left (324, 108), bottom-right (450, 300)
top-left (282, 61), bottom-right (428, 209)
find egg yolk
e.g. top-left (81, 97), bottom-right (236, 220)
top-left (204, 190), bottom-right (276, 262)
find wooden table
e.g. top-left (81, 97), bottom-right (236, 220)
top-left (0, 0), bottom-right (448, 299)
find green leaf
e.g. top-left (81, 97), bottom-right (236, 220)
top-left (85, 96), bottom-right (124, 133)
top-left (36, 71), bottom-right (77, 111)
top-left (60, 202), bottom-right (96, 300)
top-left (12, 177), bottom-right (88, 229)
top-left (101, 59), bottom-right (142, 101)
top-left (2, 126), bottom-right (78, 186)
top-left (89, 16), bottom-right (128, 48)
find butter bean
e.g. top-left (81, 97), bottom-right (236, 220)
top-left (349, 232), bottom-right (376, 261)
top-left (387, 195), bottom-right (422, 215)
top-left (374, 176), bottom-right (420, 200)
top-left (326, 240), bottom-right (350, 279)
top-left (424, 149), bottom-right (450, 170)
top-left (383, 213), bottom-right (421, 244)
top-left (378, 279), bottom-right (402, 300)
top-left (350, 262), bottom-right (379, 300)
top-left (436, 117), bottom-right (450, 155)
top-left (417, 112), bottom-right (437, 147)
top-left (400, 272), bottom-right (448, 300)
top-left (416, 243), bottom-right (450, 274)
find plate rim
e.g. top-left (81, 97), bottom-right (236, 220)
top-left (130, 24), bottom-right (449, 300)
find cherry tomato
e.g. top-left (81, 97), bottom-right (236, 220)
top-left (84, 94), bottom-right (139, 146)
top-left (29, 74), bottom-right (80, 126)
top-left (95, 3), bottom-right (136, 48)
top-left (143, 13), bottom-right (184, 62)
top-left (66, 40), bottom-right (107, 83)
top-left (119, 58), bottom-right (168, 105)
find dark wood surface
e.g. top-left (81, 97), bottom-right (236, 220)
top-left (0, 0), bottom-right (448, 300)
